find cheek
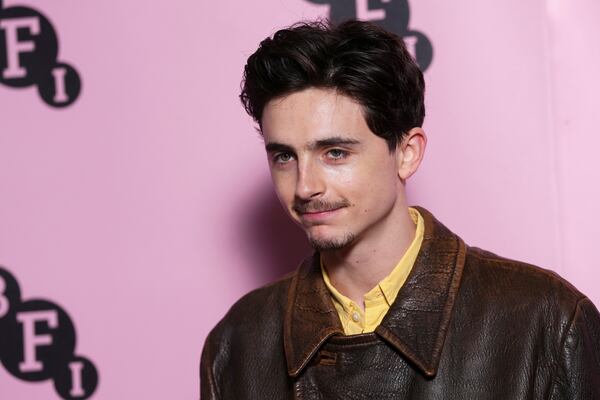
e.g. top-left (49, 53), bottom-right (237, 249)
top-left (322, 163), bottom-right (358, 185)
top-left (325, 160), bottom-right (396, 194)
top-left (342, 163), bottom-right (399, 208)
top-left (270, 171), bottom-right (295, 203)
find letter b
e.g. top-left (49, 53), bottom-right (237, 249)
top-left (0, 275), bottom-right (9, 318)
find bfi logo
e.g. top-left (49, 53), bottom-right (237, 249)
top-left (0, 1), bottom-right (81, 107)
top-left (306, 0), bottom-right (433, 71)
top-left (0, 267), bottom-right (98, 399)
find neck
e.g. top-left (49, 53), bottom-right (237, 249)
top-left (320, 204), bottom-right (416, 310)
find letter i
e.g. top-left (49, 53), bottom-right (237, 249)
top-left (403, 36), bottom-right (418, 59)
top-left (69, 361), bottom-right (85, 397)
top-left (52, 67), bottom-right (69, 103)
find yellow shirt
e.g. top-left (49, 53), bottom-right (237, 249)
top-left (321, 207), bottom-right (425, 335)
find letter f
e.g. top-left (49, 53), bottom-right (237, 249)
top-left (1, 16), bottom-right (41, 79)
top-left (16, 310), bottom-right (59, 372)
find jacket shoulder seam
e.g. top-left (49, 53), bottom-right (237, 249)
top-left (201, 330), bottom-right (222, 400)
top-left (550, 296), bottom-right (589, 396)
top-left (467, 248), bottom-right (569, 282)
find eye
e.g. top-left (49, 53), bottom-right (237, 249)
top-left (273, 152), bottom-right (295, 164)
top-left (326, 148), bottom-right (348, 160)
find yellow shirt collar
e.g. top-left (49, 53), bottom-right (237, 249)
top-left (321, 207), bottom-right (425, 334)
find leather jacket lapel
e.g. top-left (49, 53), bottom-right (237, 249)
top-left (376, 206), bottom-right (466, 377)
top-left (284, 253), bottom-right (344, 377)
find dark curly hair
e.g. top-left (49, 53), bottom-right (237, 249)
top-left (240, 19), bottom-right (425, 150)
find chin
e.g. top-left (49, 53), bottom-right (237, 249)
top-left (308, 232), bottom-right (356, 252)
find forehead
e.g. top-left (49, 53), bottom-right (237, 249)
top-left (261, 88), bottom-right (374, 146)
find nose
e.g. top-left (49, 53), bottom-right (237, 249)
top-left (295, 158), bottom-right (325, 201)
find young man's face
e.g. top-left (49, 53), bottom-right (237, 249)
top-left (261, 87), bottom-right (408, 251)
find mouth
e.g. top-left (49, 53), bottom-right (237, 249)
top-left (298, 207), bottom-right (345, 223)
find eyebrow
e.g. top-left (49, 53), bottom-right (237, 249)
top-left (265, 142), bottom-right (294, 154)
top-left (265, 136), bottom-right (361, 153)
top-left (309, 137), bottom-right (361, 149)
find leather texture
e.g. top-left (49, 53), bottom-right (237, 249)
top-left (201, 206), bottom-right (600, 399)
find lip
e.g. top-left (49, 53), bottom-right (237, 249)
top-left (299, 207), bottom-right (344, 223)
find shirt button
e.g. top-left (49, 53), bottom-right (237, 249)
top-left (351, 311), bottom-right (360, 322)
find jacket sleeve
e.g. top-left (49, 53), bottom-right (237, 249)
top-left (550, 297), bottom-right (600, 399)
top-left (200, 330), bottom-right (221, 400)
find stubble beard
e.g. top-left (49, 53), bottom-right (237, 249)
top-left (307, 231), bottom-right (356, 252)
top-left (292, 198), bottom-right (356, 251)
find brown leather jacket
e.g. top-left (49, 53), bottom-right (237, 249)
top-left (201, 207), bottom-right (600, 399)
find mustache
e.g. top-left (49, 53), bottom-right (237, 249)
top-left (292, 199), bottom-right (351, 214)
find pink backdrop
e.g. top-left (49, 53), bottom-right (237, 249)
top-left (1, 0), bottom-right (599, 398)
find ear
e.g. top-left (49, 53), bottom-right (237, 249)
top-left (396, 127), bottom-right (427, 180)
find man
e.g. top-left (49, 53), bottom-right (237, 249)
top-left (201, 20), bottom-right (600, 399)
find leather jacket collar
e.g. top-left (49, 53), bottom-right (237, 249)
top-left (283, 206), bottom-right (467, 378)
